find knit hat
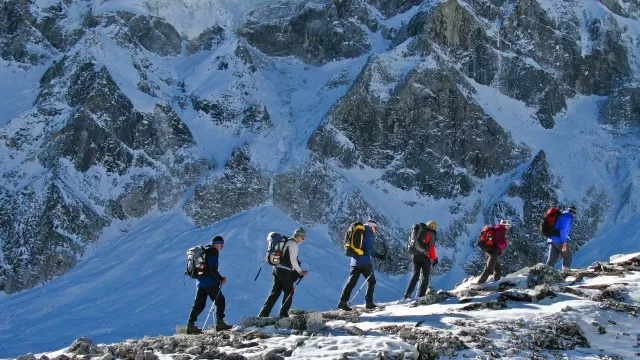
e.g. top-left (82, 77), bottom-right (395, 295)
top-left (567, 206), bottom-right (577, 215)
top-left (211, 235), bottom-right (224, 245)
top-left (293, 228), bottom-right (306, 238)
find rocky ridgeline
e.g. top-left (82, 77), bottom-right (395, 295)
top-left (14, 254), bottom-right (640, 360)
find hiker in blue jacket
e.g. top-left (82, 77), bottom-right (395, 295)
top-left (337, 219), bottom-right (385, 311)
top-left (186, 236), bottom-right (232, 334)
top-left (546, 206), bottom-right (576, 270)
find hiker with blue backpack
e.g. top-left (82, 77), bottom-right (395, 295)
top-left (185, 236), bottom-right (232, 334)
top-left (337, 219), bottom-right (385, 311)
top-left (258, 228), bottom-right (308, 318)
top-left (545, 206), bottom-right (576, 270)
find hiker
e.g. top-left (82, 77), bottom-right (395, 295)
top-left (546, 206), bottom-right (576, 270)
top-left (476, 219), bottom-right (510, 284)
top-left (186, 236), bottom-right (232, 334)
top-left (258, 228), bottom-right (308, 318)
top-left (337, 219), bottom-right (385, 311)
top-left (403, 220), bottom-right (439, 299)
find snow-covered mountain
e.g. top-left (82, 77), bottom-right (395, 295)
top-left (1, 0), bottom-right (640, 357)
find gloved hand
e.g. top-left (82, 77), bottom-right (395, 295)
top-left (432, 258), bottom-right (439, 266)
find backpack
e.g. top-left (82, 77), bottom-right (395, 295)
top-left (186, 245), bottom-right (208, 279)
top-left (265, 232), bottom-right (290, 265)
top-left (478, 225), bottom-right (496, 247)
top-left (343, 221), bottom-right (366, 257)
top-left (407, 223), bottom-right (429, 255)
top-left (540, 207), bottom-right (561, 237)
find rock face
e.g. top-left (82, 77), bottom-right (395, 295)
top-left (184, 147), bottom-right (270, 227)
top-left (238, 0), bottom-right (373, 65)
top-left (310, 60), bottom-right (530, 199)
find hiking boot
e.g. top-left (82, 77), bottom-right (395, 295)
top-left (365, 301), bottom-right (378, 309)
top-left (337, 301), bottom-right (352, 311)
top-left (186, 322), bottom-right (202, 334)
top-left (215, 318), bottom-right (233, 331)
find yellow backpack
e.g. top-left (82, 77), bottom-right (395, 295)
top-left (343, 221), bottom-right (365, 257)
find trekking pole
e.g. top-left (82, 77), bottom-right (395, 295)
top-left (282, 276), bottom-right (303, 307)
top-left (254, 263), bottom-right (264, 281)
top-left (348, 273), bottom-right (374, 305)
top-left (202, 283), bottom-right (223, 330)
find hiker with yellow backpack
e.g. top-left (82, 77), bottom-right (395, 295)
top-left (337, 219), bottom-right (385, 311)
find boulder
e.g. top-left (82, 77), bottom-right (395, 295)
top-left (527, 264), bottom-right (566, 288)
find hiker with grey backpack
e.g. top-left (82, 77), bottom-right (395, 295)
top-left (337, 219), bottom-right (385, 311)
top-left (185, 236), bottom-right (233, 334)
top-left (403, 220), bottom-right (439, 300)
top-left (258, 228), bottom-right (308, 318)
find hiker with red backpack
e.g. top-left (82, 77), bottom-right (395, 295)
top-left (476, 220), bottom-right (510, 284)
top-left (544, 206), bottom-right (576, 270)
top-left (403, 220), bottom-right (439, 299)
top-left (185, 236), bottom-right (232, 334)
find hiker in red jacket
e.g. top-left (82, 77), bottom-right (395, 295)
top-left (476, 220), bottom-right (510, 284)
top-left (403, 220), bottom-right (438, 299)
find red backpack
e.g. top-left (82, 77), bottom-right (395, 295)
top-left (540, 207), bottom-right (561, 237)
top-left (478, 225), bottom-right (496, 246)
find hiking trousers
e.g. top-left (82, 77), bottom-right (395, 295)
top-left (339, 264), bottom-right (376, 303)
top-left (477, 248), bottom-right (501, 284)
top-left (188, 284), bottom-right (225, 324)
top-left (259, 267), bottom-right (296, 317)
top-left (546, 242), bottom-right (572, 269)
top-left (404, 255), bottom-right (432, 298)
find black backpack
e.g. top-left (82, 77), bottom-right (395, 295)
top-left (185, 245), bottom-right (208, 278)
top-left (343, 221), bottom-right (366, 257)
top-left (407, 223), bottom-right (429, 255)
top-left (265, 232), bottom-right (290, 265)
top-left (540, 207), bottom-right (561, 237)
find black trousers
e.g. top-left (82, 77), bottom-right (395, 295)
top-left (259, 267), bottom-right (296, 317)
top-left (188, 285), bottom-right (225, 323)
top-left (477, 247), bottom-right (501, 284)
top-left (404, 256), bottom-right (432, 297)
top-left (339, 264), bottom-right (376, 303)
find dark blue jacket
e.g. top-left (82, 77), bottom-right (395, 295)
top-left (548, 211), bottom-right (574, 244)
top-left (196, 246), bottom-right (223, 288)
top-left (350, 225), bottom-right (380, 267)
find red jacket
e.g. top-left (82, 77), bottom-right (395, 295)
top-left (424, 230), bottom-right (437, 260)
top-left (494, 224), bottom-right (508, 254)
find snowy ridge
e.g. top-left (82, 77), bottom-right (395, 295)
top-left (18, 253), bottom-right (640, 359)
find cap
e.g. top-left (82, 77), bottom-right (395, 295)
top-left (567, 206), bottom-right (576, 215)
top-left (366, 219), bottom-right (378, 229)
top-left (293, 228), bottom-right (306, 238)
top-left (211, 235), bottom-right (224, 245)
top-left (425, 220), bottom-right (437, 230)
